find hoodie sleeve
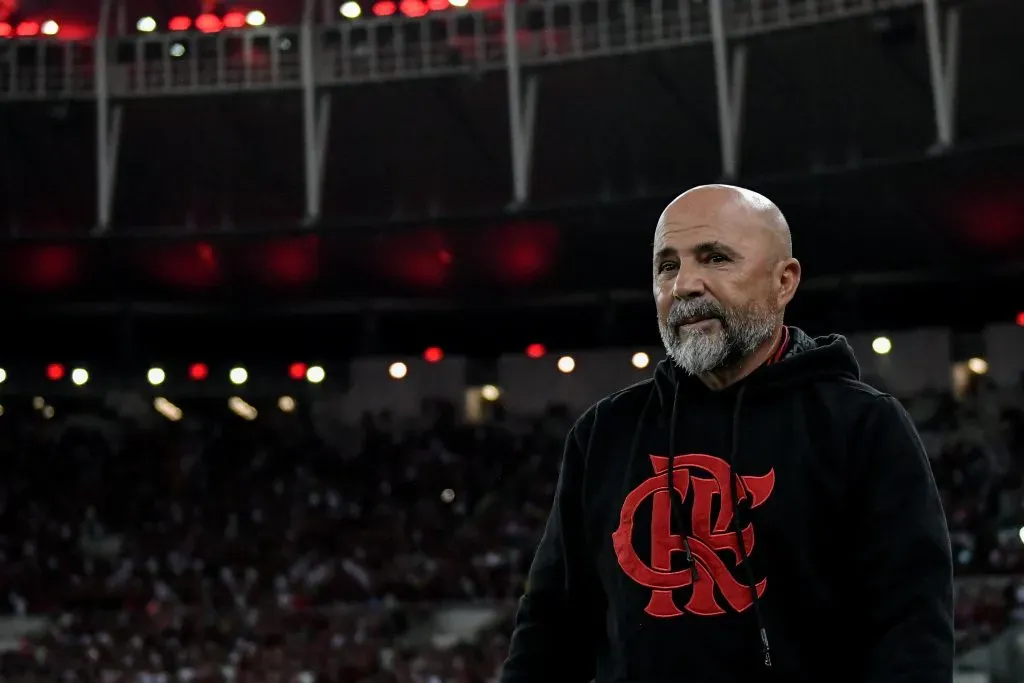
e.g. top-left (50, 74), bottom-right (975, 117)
top-left (853, 395), bottom-right (954, 683)
top-left (500, 418), bottom-right (604, 683)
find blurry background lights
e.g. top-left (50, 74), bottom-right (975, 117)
top-left (632, 352), bottom-right (650, 369)
top-left (372, 1), bottom-right (397, 16)
top-left (306, 366), bottom-right (325, 384)
top-left (871, 336), bottom-right (892, 355)
top-left (147, 367), bottom-right (166, 386)
top-left (557, 355), bottom-right (576, 374)
top-left (189, 363), bottom-right (209, 381)
top-left (449, 0), bottom-right (469, 6)
top-left (481, 384), bottom-right (500, 401)
top-left (71, 368), bottom-right (89, 386)
top-left (340, 1), bottom-right (362, 18)
top-left (388, 362), bottom-right (408, 379)
top-left (168, 16), bottom-right (191, 30)
top-left (967, 357), bottom-right (989, 375)
top-left (423, 346), bottom-right (444, 363)
top-left (278, 396), bottom-right (296, 412)
top-left (525, 343), bottom-right (546, 359)
top-left (222, 11), bottom-right (246, 28)
top-left (289, 362), bottom-right (308, 380)
top-left (440, 488), bottom-right (455, 503)
top-left (46, 363), bottom-right (65, 381)
top-left (245, 10), bottom-right (266, 26)
top-left (1017, 311), bottom-right (1024, 327)
top-left (0, 368), bottom-right (6, 384)
top-left (136, 16), bottom-right (157, 32)
top-left (41, 20), bottom-right (58, 35)
top-left (229, 367), bottom-right (248, 385)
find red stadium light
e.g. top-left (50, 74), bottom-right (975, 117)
top-left (222, 11), bottom-right (246, 28)
top-left (1017, 311), bottom-right (1024, 327)
top-left (427, 0), bottom-right (448, 9)
top-left (399, 0), bottom-right (428, 17)
top-left (15, 21), bottom-right (38, 36)
top-left (423, 346), bottom-right (444, 363)
top-left (372, 1), bottom-right (397, 16)
top-left (195, 13), bottom-right (222, 33)
top-left (46, 363), bottom-right (65, 381)
top-left (525, 343), bottom-right (546, 359)
top-left (288, 362), bottom-right (308, 380)
top-left (189, 363), bottom-right (209, 381)
top-left (168, 15), bottom-right (191, 31)
top-left (0, 23), bottom-right (12, 37)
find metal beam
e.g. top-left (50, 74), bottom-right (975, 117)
top-left (505, 0), bottom-right (539, 208)
top-left (923, 0), bottom-right (960, 151)
top-left (709, 0), bottom-right (747, 180)
top-left (301, 0), bottom-right (332, 225)
top-left (94, 0), bottom-right (123, 235)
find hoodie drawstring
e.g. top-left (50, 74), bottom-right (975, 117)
top-left (667, 381), bottom-right (772, 670)
top-left (727, 385), bottom-right (772, 668)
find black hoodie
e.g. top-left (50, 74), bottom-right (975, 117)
top-left (501, 328), bottom-right (954, 683)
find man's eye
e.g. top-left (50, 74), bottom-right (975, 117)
top-left (658, 262), bottom-right (678, 273)
top-left (707, 253), bottom-right (730, 264)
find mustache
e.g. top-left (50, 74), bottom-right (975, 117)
top-left (666, 298), bottom-right (727, 328)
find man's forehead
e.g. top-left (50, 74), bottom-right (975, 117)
top-left (653, 221), bottom-right (743, 252)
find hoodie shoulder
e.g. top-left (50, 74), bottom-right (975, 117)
top-left (570, 377), bottom-right (656, 451)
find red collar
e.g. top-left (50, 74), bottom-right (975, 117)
top-left (766, 326), bottom-right (790, 366)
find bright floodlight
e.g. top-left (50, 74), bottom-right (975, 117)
top-left (340, 1), bottom-right (362, 18)
top-left (229, 367), bottom-right (248, 385)
top-left (306, 366), bottom-right (325, 384)
top-left (557, 356), bottom-right (576, 374)
top-left (246, 10), bottom-right (266, 26)
top-left (278, 396), bottom-right (296, 412)
top-left (481, 384), bottom-right (500, 401)
top-left (388, 362), bottom-right (408, 379)
top-left (871, 336), bottom-right (892, 355)
top-left (967, 357), bottom-right (988, 375)
top-left (147, 367), bottom-right (166, 386)
top-left (137, 16), bottom-right (157, 32)
top-left (449, 0), bottom-right (469, 6)
top-left (632, 352), bottom-right (650, 369)
top-left (0, 368), bottom-right (6, 384)
top-left (71, 368), bottom-right (89, 386)
top-left (41, 20), bottom-right (59, 35)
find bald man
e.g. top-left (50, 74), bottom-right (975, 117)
top-left (501, 185), bottom-right (953, 683)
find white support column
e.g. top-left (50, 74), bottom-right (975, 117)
top-left (301, 0), bottom-right (332, 225)
top-left (709, 0), bottom-right (747, 180)
top-left (94, 0), bottom-right (123, 235)
top-left (505, 0), bottom-right (539, 207)
top-left (923, 0), bottom-right (960, 151)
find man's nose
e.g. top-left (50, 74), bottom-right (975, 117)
top-left (672, 270), bottom-right (706, 300)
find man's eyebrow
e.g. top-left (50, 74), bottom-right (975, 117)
top-left (653, 246), bottom-right (677, 262)
top-left (693, 240), bottom-right (741, 259)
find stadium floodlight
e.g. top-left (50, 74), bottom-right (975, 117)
top-left (306, 366), bottom-right (326, 384)
top-left (229, 367), bottom-right (248, 385)
top-left (246, 10), bottom-right (266, 26)
top-left (147, 368), bottom-right (166, 386)
top-left (340, 2), bottom-right (362, 19)
top-left (557, 356), bottom-right (575, 374)
top-left (71, 368), bottom-right (89, 386)
top-left (137, 16), bottom-right (157, 32)
top-left (388, 362), bottom-right (408, 379)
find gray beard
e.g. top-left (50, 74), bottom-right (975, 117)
top-left (658, 298), bottom-right (778, 376)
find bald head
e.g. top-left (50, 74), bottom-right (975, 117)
top-left (656, 184), bottom-right (792, 260)
top-left (653, 184), bottom-right (802, 380)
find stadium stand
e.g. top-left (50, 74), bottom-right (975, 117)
top-left (0, 369), bottom-right (1021, 682)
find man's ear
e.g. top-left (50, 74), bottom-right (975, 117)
top-left (777, 258), bottom-right (801, 308)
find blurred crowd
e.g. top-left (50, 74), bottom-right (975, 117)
top-left (0, 377), bottom-right (1022, 682)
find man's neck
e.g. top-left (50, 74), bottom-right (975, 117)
top-left (698, 325), bottom-right (786, 392)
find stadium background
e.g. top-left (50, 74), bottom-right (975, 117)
top-left (1, 0), bottom-right (1023, 681)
